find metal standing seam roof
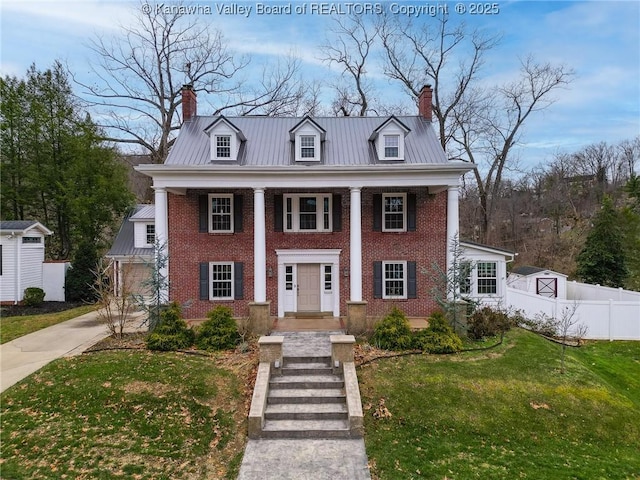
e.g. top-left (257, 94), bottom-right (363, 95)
top-left (106, 205), bottom-right (154, 258)
top-left (165, 116), bottom-right (449, 167)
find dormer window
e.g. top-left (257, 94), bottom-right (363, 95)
top-left (204, 116), bottom-right (245, 162)
top-left (370, 116), bottom-right (410, 161)
top-left (216, 135), bottom-right (231, 159)
top-left (384, 135), bottom-right (400, 158)
top-left (289, 116), bottom-right (325, 163)
top-left (300, 135), bottom-right (316, 159)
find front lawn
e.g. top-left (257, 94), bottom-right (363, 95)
top-left (0, 304), bottom-right (96, 344)
top-left (0, 349), bottom-right (256, 479)
top-left (359, 329), bottom-right (640, 480)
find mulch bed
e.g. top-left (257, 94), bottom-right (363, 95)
top-left (0, 301), bottom-right (86, 317)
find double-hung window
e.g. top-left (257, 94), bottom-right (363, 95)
top-left (383, 193), bottom-right (406, 232)
top-left (383, 261), bottom-right (406, 299)
top-left (384, 135), bottom-right (400, 158)
top-left (209, 194), bottom-right (234, 233)
top-left (210, 262), bottom-right (233, 300)
top-left (300, 135), bottom-right (316, 159)
top-left (145, 224), bottom-right (155, 246)
top-left (216, 135), bottom-right (231, 159)
top-left (477, 262), bottom-right (497, 294)
top-left (284, 194), bottom-right (331, 232)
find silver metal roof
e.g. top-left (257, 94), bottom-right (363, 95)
top-left (106, 205), bottom-right (154, 258)
top-left (166, 116), bottom-right (448, 167)
top-left (130, 204), bottom-right (155, 221)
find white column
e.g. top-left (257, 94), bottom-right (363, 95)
top-left (254, 188), bottom-right (267, 303)
top-left (154, 186), bottom-right (169, 303)
top-left (350, 187), bottom-right (363, 302)
top-left (446, 185), bottom-right (460, 276)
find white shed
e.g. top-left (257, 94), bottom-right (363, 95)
top-left (507, 266), bottom-right (568, 299)
top-left (0, 221), bottom-right (53, 304)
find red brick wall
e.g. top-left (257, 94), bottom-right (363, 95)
top-left (168, 187), bottom-right (447, 319)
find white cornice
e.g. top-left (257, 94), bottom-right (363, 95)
top-left (136, 162), bottom-right (474, 189)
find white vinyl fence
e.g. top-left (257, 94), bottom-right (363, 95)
top-left (506, 287), bottom-right (640, 341)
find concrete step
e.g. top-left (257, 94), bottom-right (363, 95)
top-left (261, 419), bottom-right (351, 439)
top-left (284, 355), bottom-right (332, 365)
top-left (270, 374), bottom-right (344, 390)
top-left (281, 366), bottom-right (334, 376)
top-left (267, 388), bottom-right (346, 404)
top-left (264, 403), bottom-right (348, 420)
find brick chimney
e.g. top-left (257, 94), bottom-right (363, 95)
top-left (418, 84), bottom-right (433, 122)
top-left (181, 84), bottom-right (197, 122)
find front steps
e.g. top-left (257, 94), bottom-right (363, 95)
top-left (262, 355), bottom-right (352, 439)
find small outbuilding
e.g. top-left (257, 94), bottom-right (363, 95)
top-left (507, 266), bottom-right (568, 299)
top-left (0, 220), bottom-right (53, 304)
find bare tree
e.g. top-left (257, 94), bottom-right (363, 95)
top-left (92, 258), bottom-right (138, 339)
top-left (75, 5), bottom-right (304, 163)
top-left (556, 302), bottom-right (588, 374)
top-left (452, 57), bottom-right (574, 243)
top-left (319, 15), bottom-right (378, 116)
top-left (379, 14), bottom-right (500, 148)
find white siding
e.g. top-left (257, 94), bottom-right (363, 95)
top-left (0, 237), bottom-right (19, 302)
top-left (20, 241), bottom-right (45, 294)
top-left (133, 222), bottom-right (154, 248)
top-left (460, 246), bottom-right (509, 307)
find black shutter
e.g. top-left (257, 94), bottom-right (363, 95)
top-left (407, 261), bottom-right (417, 299)
top-left (199, 262), bottom-right (209, 300)
top-left (373, 261), bottom-right (383, 299)
top-left (199, 195), bottom-right (208, 233)
top-left (234, 262), bottom-right (244, 299)
top-left (407, 193), bottom-right (417, 232)
top-left (234, 194), bottom-right (243, 232)
top-left (373, 194), bottom-right (382, 231)
top-left (332, 194), bottom-right (342, 232)
top-left (274, 194), bottom-right (283, 232)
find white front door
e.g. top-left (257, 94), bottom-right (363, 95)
top-left (297, 264), bottom-right (321, 312)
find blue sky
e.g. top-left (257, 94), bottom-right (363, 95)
top-left (1, 0), bottom-right (638, 171)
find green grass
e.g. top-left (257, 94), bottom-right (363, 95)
top-left (0, 350), bottom-right (253, 479)
top-left (0, 305), bottom-right (96, 344)
top-left (359, 329), bottom-right (640, 480)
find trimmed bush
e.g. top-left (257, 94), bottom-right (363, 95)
top-left (371, 307), bottom-right (414, 351)
top-left (195, 306), bottom-right (241, 351)
top-left (65, 241), bottom-right (100, 303)
top-left (146, 302), bottom-right (195, 351)
top-left (23, 287), bottom-right (45, 307)
top-left (467, 307), bottom-right (512, 340)
top-left (413, 310), bottom-right (463, 354)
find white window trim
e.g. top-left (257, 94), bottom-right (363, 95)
top-left (284, 193), bottom-right (332, 233)
top-left (382, 260), bottom-right (407, 300)
top-left (208, 193), bottom-right (234, 233)
top-left (476, 261), bottom-right (498, 295)
top-left (209, 261), bottom-right (234, 300)
top-left (295, 133), bottom-right (321, 162)
top-left (382, 193), bottom-right (407, 232)
top-left (144, 223), bottom-right (155, 248)
top-left (214, 134), bottom-right (233, 160)
top-left (383, 134), bottom-right (400, 159)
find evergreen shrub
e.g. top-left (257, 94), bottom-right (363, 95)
top-left (413, 310), bottom-right (463, 353)
top-left (195, 306), bottom-right (241, 351)
top-left (371, 307), bottom-right (413, 351)
top-left (23, 287), bottom-right (45, 306)
top-left (146, 302), bottom-right (195, 351)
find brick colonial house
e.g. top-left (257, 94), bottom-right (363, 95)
top-left (136, 85), bottom-right (474, 333)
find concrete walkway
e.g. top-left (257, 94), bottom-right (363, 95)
top-left (1, 309), bottom-right (144, 393)
top-left (237, 331), bottom-right (372, 480)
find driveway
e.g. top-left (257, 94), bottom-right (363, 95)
top-left (1, 309), bottom-right (144, 393)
